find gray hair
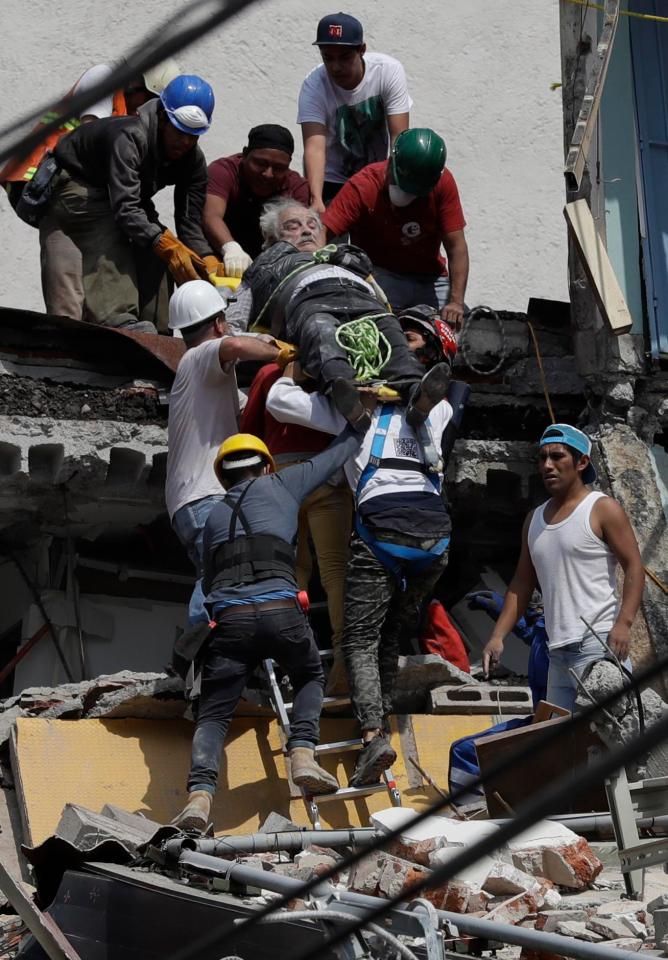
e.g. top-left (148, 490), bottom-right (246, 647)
top-left (259, 198), bottom-right (322, 249)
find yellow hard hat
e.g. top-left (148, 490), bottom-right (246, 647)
top-left (214, 433), bottom-right (275, 482)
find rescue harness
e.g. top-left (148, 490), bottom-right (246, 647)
top-left (354, 404), bottom-right (450, 584)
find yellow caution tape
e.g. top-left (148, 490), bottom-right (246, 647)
top-left (563, 0), bottom-right (668, 25)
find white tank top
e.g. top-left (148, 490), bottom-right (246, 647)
top-left (527, 491), bottom-right (619, 649)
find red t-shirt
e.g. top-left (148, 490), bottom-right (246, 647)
top-left (240, 364), bottom-right (329, 459)
top-left (322, 161), bottom-right (466, 277)
top-left (207, 154), bottom-right (310, 258)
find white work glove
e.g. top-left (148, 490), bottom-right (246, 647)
top-left (222, 241), bottom-right (252, 278)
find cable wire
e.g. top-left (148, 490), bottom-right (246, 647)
top-left (0, 0), bottom-right (263, 168)
top-left (174, 650), bottom-right (668, 960)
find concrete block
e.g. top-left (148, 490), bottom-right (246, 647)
top-left (510, 821), bottom-right (603, 891)
top-left (653, 907), bottom-right (668, 945)
top-left (429, 683), bottom-right (533, 715)
top-left (348, 852), bottom-right (428, 901)
top-left (0, 442), bottom-right (21, 476)
top-left (28, 443), bottom-right (64, 482)
top-left (555, 921), bottom-right (603, 942)
top-left (647, 893), bottom-right (668, 915)
top-left (586, 916), bottom-right (638, 940)
top-left (483, 861), bottom-right (545, 897)
top-left (535, 909), bottom-right (589, 932)
top-left (105, 447), bottom-right (146, 485)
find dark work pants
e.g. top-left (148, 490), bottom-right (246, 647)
top-left (286, 284), bottom-right (424, 394)
top-left (187, 606), bottom-right (325, 794)
top-left (341, 533), bottom-right (449, 732)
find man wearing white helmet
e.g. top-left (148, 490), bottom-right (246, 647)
top-left (166, 280), bottom-right (280, 624)
top-left (48, 74), bottom-right (223, 332)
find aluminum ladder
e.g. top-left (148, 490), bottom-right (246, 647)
top-left (262, 653), bottom-right (402, 829)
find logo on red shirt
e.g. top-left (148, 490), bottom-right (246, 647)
top-left (329, 24), bottom-right (343, 37)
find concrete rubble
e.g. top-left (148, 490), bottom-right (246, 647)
top-left (0, 670), bottom-right (185, 747)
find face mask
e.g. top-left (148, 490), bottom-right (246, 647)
top-left (388, 184), bottom-right (417, 207)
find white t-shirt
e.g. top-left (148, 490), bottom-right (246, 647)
top-left (165, 339), bottom-right (241, 520)
top-left (74, 64), bottom-right (115, 120)
top-left (266, 378), bottom-right (451, 504)
top-left (297, 52), bottom-right (412, 184)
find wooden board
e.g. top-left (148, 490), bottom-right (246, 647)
top-left (474, 714), bottom-right (607, 817)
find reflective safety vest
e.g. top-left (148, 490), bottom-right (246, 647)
top-left (0, 80), bottom-right (126, 185)
top-left (209, 479), bottom-right (297, 592)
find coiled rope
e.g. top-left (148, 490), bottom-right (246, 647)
top-left (335, 315), bottom-right (392, 381)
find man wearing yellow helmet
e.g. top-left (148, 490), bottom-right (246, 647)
top-left (173, 416), bottom-right (369, 832)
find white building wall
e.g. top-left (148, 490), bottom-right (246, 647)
top-left (0, 0), bottom-right (568, 313)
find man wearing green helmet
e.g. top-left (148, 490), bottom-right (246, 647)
top-left (322, 127), bottom-right (469, 329)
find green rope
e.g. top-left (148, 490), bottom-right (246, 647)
top-left (335, 315), bottom-right (393, 381)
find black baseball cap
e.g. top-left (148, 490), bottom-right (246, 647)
top-left (313, 12), bottom-right (364, 46)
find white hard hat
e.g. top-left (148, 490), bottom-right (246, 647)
top-left (143, 58), bottom-right (181, 95)
top-left (168, 280), bottom-right (227, 331)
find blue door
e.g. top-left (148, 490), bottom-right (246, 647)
top-left (629, 0), bottom-right (668, 357)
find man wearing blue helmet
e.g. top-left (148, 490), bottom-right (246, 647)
top-left (482, 424), bottom-right (645, 713)
top-left (49, 75), bottom-right (220, 332)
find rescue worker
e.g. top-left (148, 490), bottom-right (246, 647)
top-left (0, 59), bottom-right (179, 322)
top-left (241, 362), bottom-right (353, 695)
top-left (47, 75), bottom-right (221, 332)
top-left (166, 280), bottom-right (280, 626)
top-left (204, 124), bottom-right (309, 274)
top-left (297, 12), bottom-right (411, 211)
top-left (267, 306), bottom-right (463, 787)
top-left (224, 198), bottom-right (452, 431)
top-left (174, 423), bottom-right (368, 833)
top-left (482, 424), bottom-right (645, 713)
top-left (322, 128), bottom-right (469, 327)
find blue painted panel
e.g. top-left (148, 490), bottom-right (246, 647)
top-left (629, 0), bottom-right (668, 357)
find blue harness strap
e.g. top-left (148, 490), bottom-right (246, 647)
top-left (355, 404), bottom-right (449, 583)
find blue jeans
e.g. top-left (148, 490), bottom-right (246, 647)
top-left (172, 495), bottom-right (224, 625)
top-left (546, 635), bottom-right (632, 713)
top-left (372, 266), bottom-right (451, 312)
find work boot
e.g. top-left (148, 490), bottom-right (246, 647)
top-left (289, 747), bottom-right (339, 794)
top-left (330, 378), bottom-right (371, 434)
top-left (172, 790), bottom-right (212, 833)
top-left (349, 733), bottom-right (397, 788)
top-left (405, 362), bottom-right (451, 429)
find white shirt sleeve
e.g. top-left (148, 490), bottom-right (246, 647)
top-left (266, 379), bottom-right (345, 434)
top-left (381, 57), bottom-right (412, 116)
top-left (297, 70), bottom-right (328, 125)
top-left (73, 63), bottom-right (115, 119)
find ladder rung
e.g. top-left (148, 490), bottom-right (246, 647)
top-left (314, 739), bottom-right (362, 755)
top-left (284, 694), bottom-right (350, 711)
top-left (311, 782), bottom-right (388, 803)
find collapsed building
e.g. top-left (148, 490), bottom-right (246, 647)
top-left (0, 1), bottom-right (667, 958)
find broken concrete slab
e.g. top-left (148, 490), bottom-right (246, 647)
top-left (392, 655), bottom-right (476, 712)
top-left (555, 920), bottom-right (604, 941)
top-left (258, 811), bottom-right (301, 834)
top-left (535, 909), bottom-right (590, 931)
top-left (586, 915), bottom-right (641, 940)
top-left (370, 807), bottom-right (502, 866)
top-left (483, 861), bottom-right (548, 897)
top-left (83, 672), bottom-right (185, 719)
top-left (510, 821), bottom-right (603, 891)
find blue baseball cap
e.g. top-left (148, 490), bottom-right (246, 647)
top-left (539, 423), bottom-right (597, 484)
top-left (313, 12), bottom-right (364, 46)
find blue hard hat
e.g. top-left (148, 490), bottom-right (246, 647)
top-left (160, 75), bottom-right (215, 135)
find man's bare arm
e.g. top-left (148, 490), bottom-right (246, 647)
top-left (203, 193), bottom-right (234, 252)
top-left (596, 497), bottom-right (645, 660)
top-left (219, 336), bottom-right (279, 366)
top-left (301, 122), bottom-right (328, 213)
top-left (482, 512), bottom-right (538, 676)
top-left (387, 112), bottom-right (409, 146)
top-left (441, 229), bottom-right (469, 329)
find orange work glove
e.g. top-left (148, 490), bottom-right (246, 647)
top-left (153, 229), bottom-right (207, 285)
top-left (274, 339), bottom-right (299, 368)
top-left (201, 254), bottom-right (226, 278)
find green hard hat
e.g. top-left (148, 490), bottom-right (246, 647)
top-left (391, 128), bottom-right (446, 196)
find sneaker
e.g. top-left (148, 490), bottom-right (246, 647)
top-left (405, 362), bottom-right (451, 428)
top-left (330, 378), bottom-right (371, 434)
top-left (349, 734), bottom-right (397, 788)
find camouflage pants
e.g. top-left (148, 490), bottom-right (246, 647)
top-left (341, 532), bottom-right (449, 731)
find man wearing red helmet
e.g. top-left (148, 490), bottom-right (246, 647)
top-left (266, 308), bottom-right (468, 788)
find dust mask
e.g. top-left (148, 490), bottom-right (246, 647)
top-left (388, 184), bottom-right (417, 207)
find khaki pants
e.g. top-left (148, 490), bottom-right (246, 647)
top-left (48, 170), bottom-right (168, 328)
top-left (289, 477), bottom-right (353, 657)
top-left (39, 208), bottom-right (84, 319)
